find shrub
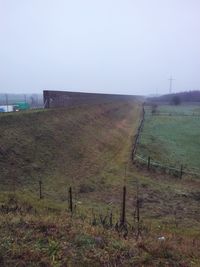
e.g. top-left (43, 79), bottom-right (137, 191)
top-left (171, 96), bottom-right (181, 105)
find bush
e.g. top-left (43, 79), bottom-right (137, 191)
top-left (171, 96), bottom-right (181, 105)
top-left (152, 104), bottom-right (158, 114)
top-left (79, 183), bottom-right (95, 193)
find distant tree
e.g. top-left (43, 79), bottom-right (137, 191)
top-left (171, 95), bottom-right (181, 105)
top-left (152, 103), bottom-right (158, 114)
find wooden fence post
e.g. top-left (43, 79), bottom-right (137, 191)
top-left (180, 165), bottom-right (183, 179)
top-left (136, 183), bottom-right (140, 240)
top-left (39, 180), bottom-right (42, 199)
top-left (121, 186), bottom-right (126, 226)
top-left (110, 212), bottom-right (113, 227)
top-left (136, 198), bottom-right (140, 226)
top-left (147, 156), bottom-right (151, 170)
top-left (69, 187), bottom-right (73, 213)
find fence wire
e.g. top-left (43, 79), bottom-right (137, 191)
top-left (135, 154), bottom-right (200, 177)
top-left (132, 104), bottom-right (200, 178)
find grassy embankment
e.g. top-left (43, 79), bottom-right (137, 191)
top-left (0, 101), bottom-right (200, 266)
top-left (0, 101), bottom-right (140, 204)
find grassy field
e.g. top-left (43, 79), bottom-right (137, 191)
top-left (1, 100), bottom-right (200, 266)
top-left (137, 104), bottom-right (200, 173)
top-left (158, 103), bottom-right (200, 115)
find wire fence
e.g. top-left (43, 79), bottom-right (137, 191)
top-left (132, 104), bottom-right (200, 178)
top-left (146, 112), bottom-right (200, 117)
top-left (131, 104), bottom-right (145, 161)
top-left (135, 154), bottom-right (200, 178)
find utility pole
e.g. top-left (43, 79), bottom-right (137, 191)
top-left (156, 88), bottom-right (158, 96)
top-left (169, 76), bottom-right (174, 94)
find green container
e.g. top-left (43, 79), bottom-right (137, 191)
top-left (14, 102), bottom-right (30, 111)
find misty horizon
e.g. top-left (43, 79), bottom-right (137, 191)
top-left (1, 1), bottom-right (200, 95)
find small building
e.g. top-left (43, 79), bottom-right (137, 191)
top-left (0, 105), bottom-right (14, 112)
top-left (0, 102), bottom-right (30, 112)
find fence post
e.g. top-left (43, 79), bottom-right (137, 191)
top-left (39, 180), bottom-right (42, 199)
top-left (136, 183), bottom-right (140, 240)
top-left (110, 212), bottom-right (113, 227)
top-left (69, 187), bottom-right (73, 213)
top-left (120, 186), bottom-right (126, 226)
top-left (136, 197), bottom-right (140, 226)
top-left (147, 156), bottom-right (151, 170)
top-left (180, 165), bottom-right (183, 179)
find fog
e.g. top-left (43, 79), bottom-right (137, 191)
top-left (0, 0), bottom-right (200, 95)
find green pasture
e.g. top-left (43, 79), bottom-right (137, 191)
top-left (138, 104), bottom-right (200, 172)
top-left (158, 104), bottom-right (200, 115)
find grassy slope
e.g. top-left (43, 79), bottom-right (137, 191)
top-left (1, 101), bottom-right (200, 266)
top-left (0, 100), bottom-right (140, 203)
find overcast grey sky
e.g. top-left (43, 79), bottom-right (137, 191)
top-left (0, 0), bottom-right (200, 95)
